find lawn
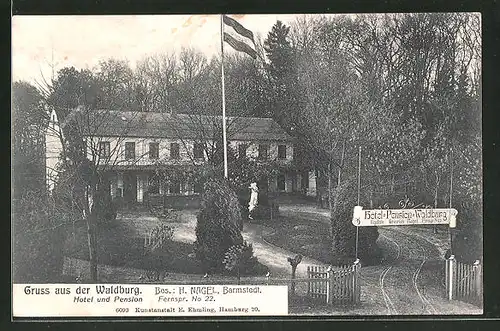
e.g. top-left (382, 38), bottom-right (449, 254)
top-left (257, 216), bottom-right (335, 264)
top-left (65, 219), bottom-right (203, 274)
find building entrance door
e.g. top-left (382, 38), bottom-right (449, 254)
top-left (277, 174), bottom-right (286, 191)
top-left (123, 172), bottom-right (137, 203)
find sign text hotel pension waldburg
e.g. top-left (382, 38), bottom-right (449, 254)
top-left (352, 206), bottom-right (458, 227)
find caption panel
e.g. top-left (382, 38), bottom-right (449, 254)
top-left (13, 284), bottom-right (288, 317)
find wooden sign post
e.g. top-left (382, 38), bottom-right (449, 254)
top-left (352, 206), bottom-right (458, 228)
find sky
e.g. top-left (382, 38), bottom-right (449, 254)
top-left (12, 14), bottom-right (300, 85)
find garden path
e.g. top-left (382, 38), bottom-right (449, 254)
top-left (169, 210), bottom-right (326, 278)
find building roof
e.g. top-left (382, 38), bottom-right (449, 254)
top-left (63, 109), bottom-right (294, 142)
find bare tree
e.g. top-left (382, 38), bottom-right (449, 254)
top-left (135, 52), bottom-right (179, 112)
top-left (51, 106), bottom-right (158, 282)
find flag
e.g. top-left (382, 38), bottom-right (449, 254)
top-left (223, 15), bottom-right (257, 59)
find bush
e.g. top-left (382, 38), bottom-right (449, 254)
top-left (451, 195), bottom-right (482, 263)
top-left (331, 177), bottom-right (382, 265)
top-left (194, 177), bottom-right (246, 273)
top-left (12, 191), bottom-right (70, 282)
top-left (222, 241), bottom-right (263, 278)
top-left (94, 190), bottom-right (118, 224)
top-left (143, 224), bottom-right (175, 280)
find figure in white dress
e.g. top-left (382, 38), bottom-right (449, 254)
top-left (248, 182), bottom-right (259, 219)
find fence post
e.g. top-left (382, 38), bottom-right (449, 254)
top-left (326, 266), bottom-right (333, 304)
top-left (306, 266), bottom-right (310, 297)
top-left (353, 259), bottom-right (360, 305)
top-left (446, 256), bottom-right (450, 299)
top-left (287, 255), bottom-right (302, 297)
top-left (447, 255), bottom-right (456, 300)
top-left (473, 260), bottom-right (482, 300)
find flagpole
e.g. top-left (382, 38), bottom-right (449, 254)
top-left (355, 146), bottom-right (361, 261)
top-left (220, 14), bottom-right (229, 179)
top-left (449, 146), bottom-right (454, 255)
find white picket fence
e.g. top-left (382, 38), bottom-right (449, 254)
top-left (445, 256), bottom-right (482, 305)
top-left (306, 260), bottom-right (361, 305)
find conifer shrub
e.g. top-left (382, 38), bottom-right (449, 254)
top-left (194, 176), bottom-right (252, 273)
top-left (222, 241), bottom-right (262, 281)
top-left (331, 177), bottom-right (382, 265)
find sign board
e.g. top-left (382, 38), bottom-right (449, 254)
top-left (352, 206), bottom-right (458, 228)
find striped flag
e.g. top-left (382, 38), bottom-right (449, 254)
top-left (223, 15), bottom-right (257, 59)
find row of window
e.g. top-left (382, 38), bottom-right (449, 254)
top-left (151, 177), bottom-right (290, 195)
top-left (98, 141), bottom-right (289, 160)
top-left (147, 178), bottom-right (203, 195)
top-left (114, 180), bottom-right (199, 197)
top-left (99, 142), bottom-right (190, 160)
top-left (118, 176), bottom-right (289, 196)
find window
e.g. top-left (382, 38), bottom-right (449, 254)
top-left (99, 142), bottom-right (110, 159)
top-left (170, 143), bottom-right (180, 159)
top-left (278, 145), bottom-right (287, 159)
top-left (125, 142), bottom-right (135, 160)
top-left (258, 144), bottom-right (269, 160)
top-left (193, 143), bottom-right (204, 159)
top-left (238, 144), bottom-right (248, 158)
top-left (170, 181), bottom-right (181, 194)
top-left (277, 174), bottom-right (286, 191)
top-left (149, 142), bottom-right (159, 159)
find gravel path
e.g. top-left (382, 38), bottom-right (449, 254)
top-left (242, 222), bottom-right (325, 278)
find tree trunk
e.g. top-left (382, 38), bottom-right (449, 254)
top-left (85, 183), bottom-right (98, 283)
top-left (86, 214), bottom-right (98, 282)
top-left (337, 139), bottom-right (345, 189)
top-left (328, 162), bottom-right (335, 250)
top-left (328, 162), bottom-right (332, 213)
top-left (331, 140), bottom-right (346, 253)
top-left (291, 265), bottom-right (297, 295)
top-left (391, 174), bottom-right (395, 194)
top-left (369, 186), bottom-right (374, 209)
top-left (330, 139), bottom-right (345, 251)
